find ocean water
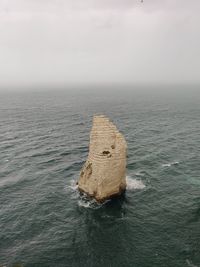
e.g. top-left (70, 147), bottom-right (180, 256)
top-left (0, 86), bottom-right (200, 267)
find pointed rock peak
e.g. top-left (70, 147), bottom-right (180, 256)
top-left (78, 115), bottom-right (127, 202)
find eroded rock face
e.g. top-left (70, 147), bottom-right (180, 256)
top-left (78, 115), bottom-right (127, 202)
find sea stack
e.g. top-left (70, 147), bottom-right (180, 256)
top-left (78, 115), bottom-right (127, 202)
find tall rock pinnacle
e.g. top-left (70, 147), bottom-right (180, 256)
top-left (78, 115), bottom-right (127, 202)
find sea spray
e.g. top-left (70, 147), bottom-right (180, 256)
top-left (126, 176), bottom-right (146, 190)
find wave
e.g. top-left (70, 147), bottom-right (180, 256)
top-left (162, 161), bottom-right (179, 167)
top-left (134, 171), bottom-right (145, 177)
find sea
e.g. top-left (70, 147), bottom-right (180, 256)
top-left (0, 86), bottom-right (200, 267)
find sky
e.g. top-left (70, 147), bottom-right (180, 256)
top-left (0, 0), bottom-right (200, 88)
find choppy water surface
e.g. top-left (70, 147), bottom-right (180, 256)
top-left (0, 87), bottom-right (200, 267)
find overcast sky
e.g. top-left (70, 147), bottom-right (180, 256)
top-left (0, 0), bottom-right (200, 88)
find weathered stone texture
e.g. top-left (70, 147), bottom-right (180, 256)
top-left (78, 115), bottom-right (127, 202)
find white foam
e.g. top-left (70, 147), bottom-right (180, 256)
top-left (162, 161), bottom-right (179, 167)
top-left (65, 179), bottom-right (78, 192)
top-left (65, 180), bottom-right (103, 208)
top-left (78, 197), bottom-right (105, 209)
top-left (64, 179), bottom-right (79, 200)
top-left (78, 200), bottom-right (91, 208)
top-left (126, 176), bottom-right (146, 190)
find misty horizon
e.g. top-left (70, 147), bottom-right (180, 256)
top-left (0, 0), bottom-right (200, 90)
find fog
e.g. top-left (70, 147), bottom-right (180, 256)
top-left (0, 0), bottom-right (200, 89)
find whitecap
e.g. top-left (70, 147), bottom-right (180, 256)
top-left (134, 171), bottom-right (145, 177)
top-left (162, 163), bottom-right (171, 167)
top-left (173, 161), bottom-right (179, 165)
top-left (162, 161), bottom-right (179, 167)
top-left (126, 176), bottom-right (146, 190)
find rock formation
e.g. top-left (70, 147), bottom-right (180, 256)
top-left (78, 115), bottom-right (127, 202)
